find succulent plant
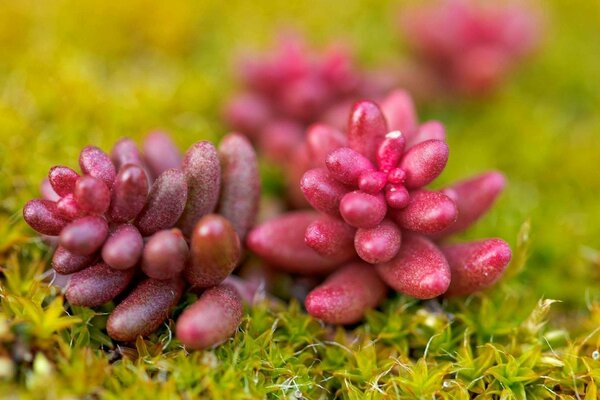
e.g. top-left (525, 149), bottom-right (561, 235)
top-left (400, 0), bottom-right (541, 96)
top-left (24, 132), bottom-right (260, 348)
top-left (247, 89), bottom-right (512, 324)
top-left (223, 35), bottom-right (393, 169)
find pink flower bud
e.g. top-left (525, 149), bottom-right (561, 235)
top-left (305, 263), bottom-right (386, 324)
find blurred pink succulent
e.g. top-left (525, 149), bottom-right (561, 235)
top-left (247, 89), bottom-right (512, 324)
top-left (400, 0), bottom-right (541, 96)
top-left (224, 35), bottom-right (392, 166)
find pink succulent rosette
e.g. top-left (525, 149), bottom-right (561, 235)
top-left (224, 35), bottom-right (393, 167)
top-left (24, 132), bottom-right (261, 349)
top-left (400, 0), bottom-right (541, 96)
top-left (248, 89), bottom-right (512, 324)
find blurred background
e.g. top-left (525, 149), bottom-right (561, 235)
top-left (0, 0), bottom-right (599, 321)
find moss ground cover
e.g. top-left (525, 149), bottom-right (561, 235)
top-left (0, 0), bottom-right (599, 398)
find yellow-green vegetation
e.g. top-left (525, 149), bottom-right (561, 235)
top-left (1, 0), bottom-right (600, 398)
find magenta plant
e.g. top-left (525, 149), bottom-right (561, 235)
top-left (223, 35), bottom-right (393, 169)
top-left (247, 89), bottom-right (512, 324)
top-left (400, 0), bottom-right (541, 96)
top-left (24, 132), bottom-right (260, 348)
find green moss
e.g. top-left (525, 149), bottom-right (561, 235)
top-left (0, 0), bottom-right (599, 397)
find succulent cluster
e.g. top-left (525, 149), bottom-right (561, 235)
top-left (400, 0), bottom-right (541, 96)
top-left (224, 36), bottom-right (392, 167)
top-left (24, 132), bottom-right (260, 349)
top-left (247, 90), bottom-right (512, 324)
top-left (23, 27), bottom-right (520, 340)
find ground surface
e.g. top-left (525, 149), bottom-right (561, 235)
top-left (0, 0), bottom-right (599, 398)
